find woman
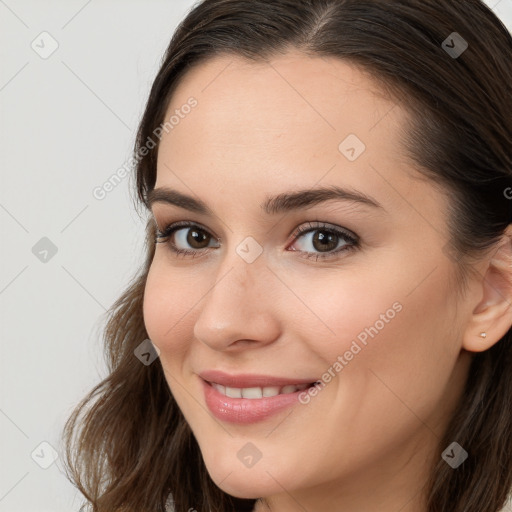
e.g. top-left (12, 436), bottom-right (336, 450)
top-left (62, 1), bottom-right (512, 511)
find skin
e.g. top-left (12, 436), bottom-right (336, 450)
top-left (142, 50), bottom-right (512, 512)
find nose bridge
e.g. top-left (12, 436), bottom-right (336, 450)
top-left (214, 229), bottom-right (270, 300)
top-left (193, 239), bottom-right (279, 349)
top-left (204, 237), bottom-right (263, 318)
top-left (220, 232), bottom-right (261, 286)
top-left (215, 252), bottom-right (255, 302)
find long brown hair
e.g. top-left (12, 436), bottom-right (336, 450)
top-left (61, 1), bottom-right (512, 511)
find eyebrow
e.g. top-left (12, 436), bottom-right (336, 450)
top-left (145, 185), bottom-right (384, 216)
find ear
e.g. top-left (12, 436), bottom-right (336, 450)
top-left (462, 224), bottom-right (512, 353)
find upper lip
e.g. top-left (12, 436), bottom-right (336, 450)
top-left (199, 370), bottom-right (318, 388)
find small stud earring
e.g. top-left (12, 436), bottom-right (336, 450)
top-left (479, 332), bottom-right (487, 338)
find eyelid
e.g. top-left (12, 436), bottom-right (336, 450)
top-left (155, 220), bottom-right (221, 243)
top-left (288, 220), bottom-right (358, 244)
top-left (286, 221), bottom-right (359, 261)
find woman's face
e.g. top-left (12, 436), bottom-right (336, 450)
top-left (143, 51), bottom-right (475, 509)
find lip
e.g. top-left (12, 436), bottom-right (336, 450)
top-left (199, 370), bottom-right (317, 388)
top-left (199, 370), bottom-right (318, 424)
top-left (201, 379), bottom-right (312, 424)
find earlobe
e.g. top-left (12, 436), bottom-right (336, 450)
top-left (462, 225), bottom-right (512, 353)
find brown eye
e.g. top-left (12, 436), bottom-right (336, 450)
top-left (182, 227), bottom-right (211, 249)
top-left (310, 230), bottom-right (340, 252)
top-left (155, 222), bottom-right (220, 256)
top-left (288, 222), bottom-right (359, 261)
top-left (291, 226), bottom-right (355, 254)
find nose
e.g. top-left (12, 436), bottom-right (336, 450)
top-left (193, 245), bottom-right (281, 352)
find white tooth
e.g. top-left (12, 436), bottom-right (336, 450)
top-left (281, 385), bottom-right (299, 394)
top-left (241, 387), bottom-right (263, 399)
top-left (262, 386), bottom-right (281, 397)
top-left (212, 383), bottom-right (226, 395)
top-left (225, 386), bottom-right (242, 398)
top-left (214, 384), bottom-right (308, 399)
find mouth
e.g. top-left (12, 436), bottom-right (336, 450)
top-left (206, 381), bottom-right (317, 399)
top-left (198, 369), bottom-right (319, 389)
top-left (199, 371), bottom-right (321, 424)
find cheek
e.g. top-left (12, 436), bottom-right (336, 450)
top-left (142, 261), bottom-right (193, 356)
top-left (374, 281), bottom-right (458, 420)
top-left (286, 267), bottom-right (405, 356)
top-left (142, 264), bottom-right (198, 410)
top-left (279, 266), bottom-right (460, 478)
top-left (298, 261), bottom-right (459, 410)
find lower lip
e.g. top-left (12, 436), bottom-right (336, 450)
top-left (202, 379), bottom-right (307, 424)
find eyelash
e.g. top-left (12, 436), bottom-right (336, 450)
top-left (154, 220), bottom-right (360, 261)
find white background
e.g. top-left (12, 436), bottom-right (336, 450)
top-left (1, 1), bottom-right (511, 510)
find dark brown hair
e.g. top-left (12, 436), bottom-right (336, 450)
top-left (61, 1), bottom-right (512, 511)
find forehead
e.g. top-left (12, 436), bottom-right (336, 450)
top-left (163, 50), bottom-right (401, 148)
top-left (158, 52), bottom-right (408, 173)
top-left (154, 51), bottom-right (445, 232)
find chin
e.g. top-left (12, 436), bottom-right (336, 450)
top-left (203, 455), bottom-right (284, 499)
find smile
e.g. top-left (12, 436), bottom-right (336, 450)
top-left (209, 382), bottom-right (312, 399)
top-left (200, 373), bottom-right (320, 424)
